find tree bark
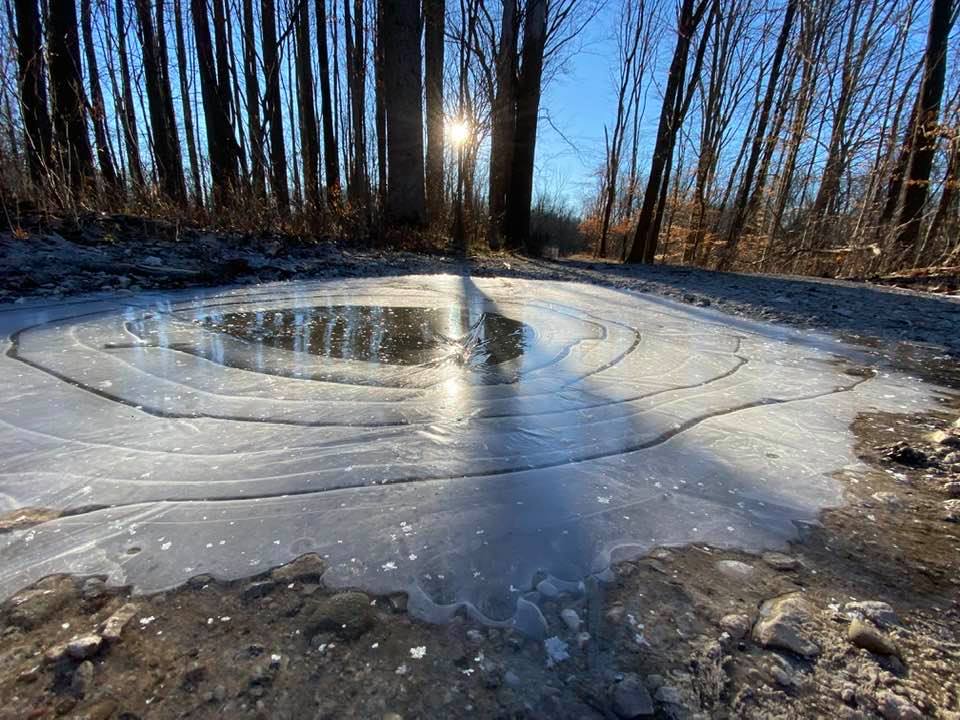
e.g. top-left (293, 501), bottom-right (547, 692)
top-left (135, 0), bottom-right (186, 203)
top-left (242, 0), bottom-right (265, 198)
top-left (374, 0), bottom-right (387, 210)
top-left (894, 0), bottom-right (954, 249)
top-left (503, 0), bottom-right (547, 249)
top-left (80, 0), bottom-right (119, 191)
top-left (13, 0), bottom-right (52, 184)
top-left (261, 0), bottom-right (289, 212)
top-left (295, 0), bottom-right (320, 211)
top-left (487, 0), bottom-right (518, 248)
top-left (47, 0), bottom-right (95, 192)
top-left (424, 0), bottom-right (444, 221)
top-left (174, 0), bottom-right (204, 206)
top-left (382, 0), bottom-right (426, 226)
top-left (315, 0), bottom-right (341, 199)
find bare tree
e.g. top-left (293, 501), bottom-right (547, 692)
top-left (12, 0), bottom-right (52, 184)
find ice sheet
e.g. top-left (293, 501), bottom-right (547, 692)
top-left (0, 275), bottom-right (935, 627)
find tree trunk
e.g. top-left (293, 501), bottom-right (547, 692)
top-left (626, 0), bottom-right (710, 263)
top-left (242, 0), bottom-right (265, 198)
top-left (80, 0), bottom-right (119, 191)
top-left (424, 0), bottom-right (444, 221)
top-left (894, 0), bottom-right (953, 250)
top-left (135, 0), bottom-right (186, 203)
top-left (261, 0), bottom-right (289, 212)
top-left (47, 0), bottom-right (95, 193)
top-left (349, 0), bottom-right (368, 206)
top-left (295, 0), bottom-right (320, 211)
top-left (503, 0), bottom-right (547, 249)
top-left (174, 0), bottom-right (204, 206)
top-left (487, 0), bottom-right (517, 248)
top-left (315, 0), bottom-right (340, 200)
top-left (718, 0), bottom-right (797, 268)
top-left (382, 0), bottom-right (426, 226)
top-left (115, 0), bottom-right (144, 189)
top-left (13, 0), bottom-right (52, 185)
top-left (374, 0), bottom-right (387, 210)
top-left (192, 0), bottom-right (238, 205)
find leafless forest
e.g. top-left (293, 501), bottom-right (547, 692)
top-left (0, 0), bottom-right (957, 279)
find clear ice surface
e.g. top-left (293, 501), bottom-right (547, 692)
top-left (0, 275), bottom-right (937, 629)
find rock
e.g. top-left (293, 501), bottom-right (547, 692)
top-left (303, 591), bottom-right (375, 641)
top-left (241, 580), bottom-right (277, 602)
top-left (100, 603), bottom-right (140, 641)
top-left (80, 577), bottom-right (107, 601)
top-left (142, 255), bottom-right (163, 267)
top-left (7, 576), bottom-right (75, 629)
top-left (752, 594), bottom-right (820, 658)
top-left (44, 642), bottom-right (70, 663)
top-left (719, 614), bottom-right (752, 640)
top-left (942, 499), bottom-right (960, 522)
top-left (930, 429), bottom-right (960, 448)
top-left (715, 560), bottom-right (754, 579)
top-left (537, 580), bottom-right (560, 598)
top-left (17, 665), bottom-right (40, 683)
top-left (270, 553), bottom-right (327, 584)
top-left (840, 684), bottom-right (856, 705)
top-left (181, 662), bottom-right (208, 690)
top-left (848, 619), bottom-right (899, 657)
top-left (73, 698), bottom-right (117, 720)
top-left (944, 482), bottom-right (960, 498)
top-left (387, 593), bottom-right (408, 613)
top-left (762, 552), bottom-right (800, 571)
top-left (612, 674), bottom-right (655, 718)
top-left (466, 629), bottom-right (485, 644)
top-left (544, 636), bottom-right (570, 666)
top-left (67, 634), bottom-right (103, 660)
top-left (560, 608), bottom-right (582, 632)
top-left (654, 686), bottom-right (682, 704)
top-left (71, 661), bottom-right (95, 697)
top-left (883, 442), bottom-right (928, 467)
top-left (503, 670), bottom-right (521, 687)
top-left (843, 601), bottom-right (899, 628)
top-left (876, 691), bottom-right (923, 720)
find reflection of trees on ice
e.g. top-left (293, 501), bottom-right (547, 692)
top-left (0, 276), bottom-right (933, 629)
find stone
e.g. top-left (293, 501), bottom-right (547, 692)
top-left (719, 614), bottom-right (752, 640)
top-left (942, 499), bottom-right (960, 522)
top-left (303, 591), bottom-right (375, 641)
top-left (71, 661), bottom-right (95, 697)
top-left (944, 482), bottom-right (960, 498)
top-left (67, 634), bottom-right (103, 660)
top-left (80, 578), bottom-right (107, 601)
top-left (762, 552), bottom-right (800, 571)
top-left (17, 665), bottom-right (40, 683)
top-left (466, 629), bottom-right (485, 644)
top-left (876, 691), bottom-right (923, 720)
top-left (612, 674), bottom-right (655, 718)
top-left (848, 619), bottom-right (899, 657)
top-left (654, 686), bottom-right (682, 704)
top-left (387, 593), bottom-right (408, 613)
top-left (100, 603), bottom-right (140, 641)
top-left (843, 601), bottom-right (899, 628)
top-left (7, 576), bottom-right (75, 629)
top-left (560, 608), bottom-right (582, 632)
top-left (270, 553), bottom-right (327, 584)
top-left (752, 594), bottom-right (820, 658)
top-left (142, 255), bottom-right (163, 267)
top-left (44, 642), bottom-right (69, 663)
top-left (241, 580), bottom-right (277, 602)
top-left (715, 560), bottom-right (754, 579)
top-left (883, 442), bottom-right (928, 468)
top-left (182, 662), bottom-right (208, 690)
top-left (871, 492), bottom-right (903, 508)
top-left (73, 698), bottom-right (117, 720)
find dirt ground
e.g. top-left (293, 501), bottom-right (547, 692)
top-left (2, 224), bottom-right (960, 719)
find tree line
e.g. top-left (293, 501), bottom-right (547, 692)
top-left (0, 0), bottom-right (956, 276)
top-left (584, 0), bottom-right (958, 275)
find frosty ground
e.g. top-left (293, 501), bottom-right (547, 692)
top-left (1, 227), bottom-right (959, 719)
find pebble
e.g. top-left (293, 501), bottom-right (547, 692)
top-left (844, 600), bottom-right (899, 628)
top-left (762, 552), bottom-right (800, 571)
top-left (71, 660), bottom-right (95, 697)
top-left (871, 492), bottom-right (904, 508)
top-left (67, 634), bottom-right (103, 660)
top-left (303, 591), bottom-right (375, 641)
top-left (941, 499), bottom-right (960, 522)
top-left (241, 580), bottom-right (277, 602)
top-left (100, 603), bottom-right (140, 641)
top-left (715, 560), bottom-right (755, 579)
top-left (876, 690), bottom-right (923, 720)
top-left (752, 594), bottom-right (820, 658)
top-left (80, 577), bottom-right (107, 601)
top-left (944, 482), bottom-right (960, 498)
top-left (466, 629), bottom-right (485, 644)
top-left (719, 614), bottom-right (752, 640)
top-left (612, 674), bottom-right (655, 718)
top-left (654, 686), bottom-right (682, 704)
top-left (560, 608), bottom-right (582, 632)
top-left (270, 553), bottom-right (327, 584)
top-left (848, 619), bottom-right (899, 657)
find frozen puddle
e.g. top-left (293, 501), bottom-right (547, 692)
top-left (0, 275), bottom-right (936, 630)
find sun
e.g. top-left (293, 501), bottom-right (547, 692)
top-left (447, 118), bottom-right (471, 147)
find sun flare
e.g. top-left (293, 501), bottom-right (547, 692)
top-left (447, 118), bottom-right (471, 147)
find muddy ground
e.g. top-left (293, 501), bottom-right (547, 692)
top-left (2, 223), bottom-right (960, 719)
